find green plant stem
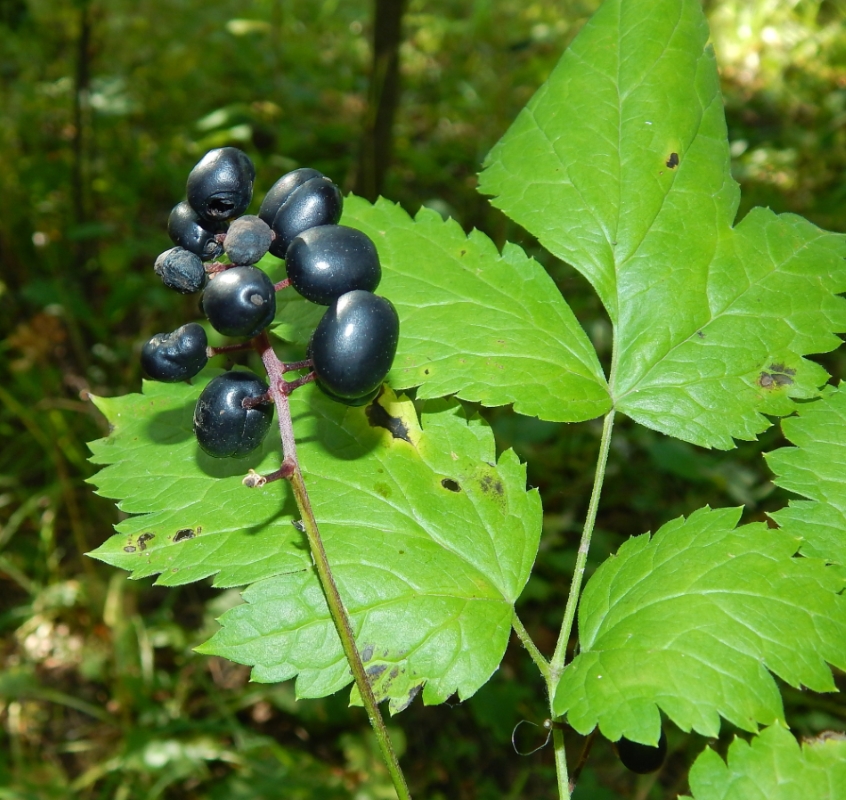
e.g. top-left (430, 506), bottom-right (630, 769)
top-left (256, 334), bottom-right (411, 800)
top-left (545, 409), bottom-right (616, 799)
top-left (512, 611), bottom-right (549, 679)
top-left (550, 409), bottom-right (616, 675)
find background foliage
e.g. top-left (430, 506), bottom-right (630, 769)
top-left (1, 0), bottom-right (845, 797)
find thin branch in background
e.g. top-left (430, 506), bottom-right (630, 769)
top-left (353, 0), bottom-right (409, 200)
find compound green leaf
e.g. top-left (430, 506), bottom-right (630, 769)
top-left (87, 376), bottom-right (306, 587)
top-left (479, 0), bottom-right (846, 448)
top-left (88, 374), bottom-right (541, 709)
top-left (553, 507), bottom-right (846, 744)
top-left (273, 196), bottom-right (611, 423)
top-left (767, 385), bottom-right (846, 566)
top-left (200, 384), bottom-right (542, 710)
top-left (682, 725), bottom-right (846, 800)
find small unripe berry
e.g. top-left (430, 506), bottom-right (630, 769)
top-left (223, 215), bottom-right (273, 265)
top-left (154, 247), bottom-right (207, 294)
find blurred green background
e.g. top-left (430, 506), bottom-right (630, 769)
top-left (1, 0), bottom-right (845, 797)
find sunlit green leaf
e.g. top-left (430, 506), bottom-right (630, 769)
top-left (200, 385), bottom-right (541, 710)
top-left (767, 384), bottom-right (846, 566)
top-left (480, 0), bottom-right (846, 448)
top-left (88, 375), bottom-right (541, 709)
top-left (682, 725), bottom-right (846, 800)
top-left (273, 197), bottom-right (611, 423)
top-left (554, 507), bottom-right (846, 743)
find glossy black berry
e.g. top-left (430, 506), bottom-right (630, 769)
top-left (167, 201), bottom-right (226, 261)
top-left (258, 167), bottom-right (324, 226)
top-left (269, 176), bottom-right (343, 258)
top-left (201, 266), bottom-right (276, 338)
top-left (286, 225), bottom-right (381, 305)
top-left (193, 371), bottom-right (273, 458)
top-left (141, 323), bottom-right (208, 382)
top-left (154, 247), bottom-right (207, 294)
top-left (187, 147), bottom-right (255, 223)
top-left (310, 290), bottom-right (399, 401)
top-left (223, 215), bottom-right (273, 265)
top-left (616, 729), bottom-right (667, 774)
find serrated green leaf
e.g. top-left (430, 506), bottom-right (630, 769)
top-left (767, 385), bottom-right (846, 566)
top-left (273, 196), bottom-right (611, 423)
top-left (553, 507), bottom-right (846, 743)
top-left (682, 725), bottom-right (846, 800)
top-left (87, 376), bottom-right (306, 588)
top-left (479, 0), bottom-right (846, 448)
top-left (199, 386), bottom-right (542, 710)
top-left (89, 375), bottom-right (541, 709)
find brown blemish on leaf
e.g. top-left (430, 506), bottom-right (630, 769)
top-left (759, 363), bottom-right (795, 389)
top-left (366, 663), bottom-right (388, 680)
top-left (173, 528), bottom-right (195, 542)
top-left (123, 545), bottom-right (136, 553)
top-left (361, 644), bottom-right (375, 662)
top-left (441, 478), bottom-right (461, 492)
top-left (696, 330), bottom-right (705, 338)
top-left (666, 152), bottom-right (679, 168)
top-left (374, 482), bottom-right (392, 500)
top-left (137, 532), bottom-right (155, 551)
top-left (366, 401), bottom-right (412, 443)
top-left (480, 474), bottom-right (504, 496)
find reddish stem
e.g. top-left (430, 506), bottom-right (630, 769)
top-left (207, 342), bottom-right (255, 357)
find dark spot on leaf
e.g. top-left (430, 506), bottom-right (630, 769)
top-left (441, 478), bottom-right (461, 492)
top-left (361, 644), bottom-right (374, 662)
top-left (480, 474), bottom-right (504, 496)
top-left (460, 249), bottom-right (466, 256)
top-left (390, 667), bottom-right (399, 679)
top-left (137, 532), bottom-right (155, 551)
top-left (759, 363), bottom-right (795, 389)
top-left (696, 330), bottom-right (705, 338)
top-left (291, 520), bottom-right (305, 533)
top-left (366, 401), bottom-right (412, 443)
top-left (424, 369), bottom-right (430, 375)
top-left (123, 545), bottom-right (136, 553)
top-left (394, 684), bottom-right (422, 713)
top-left (666, 152), bottom-right (679, 168)
top-left (173, 528), bottom-right (195, 542)
top-left (374, 482), bottom-right (392, 500)
top-left (366, 663), bottom-right (388, 680)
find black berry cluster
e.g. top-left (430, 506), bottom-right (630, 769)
top-left (141, 147), bottom-right (400, 459)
